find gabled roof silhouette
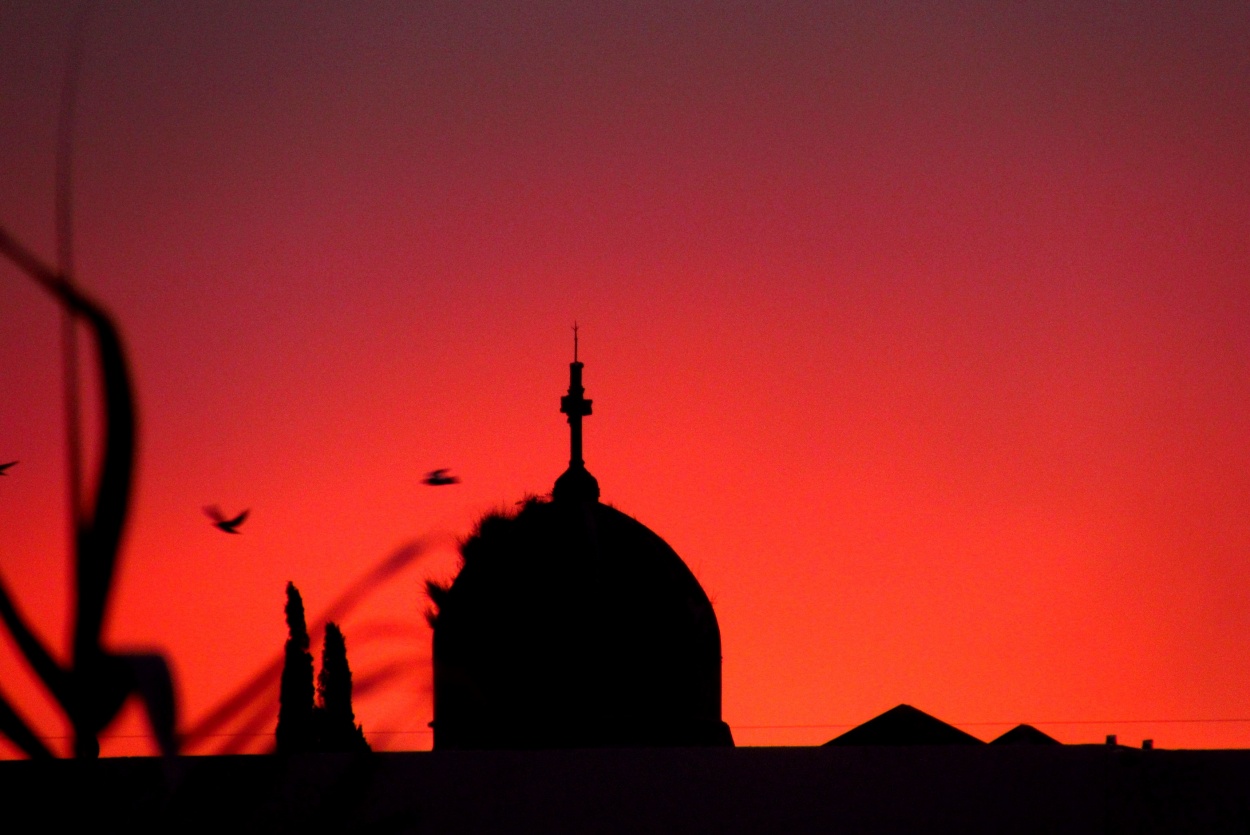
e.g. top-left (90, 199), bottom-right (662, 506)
top-left (823, 704), bottom-right (984, 746)
top-left (990, 723), bottom-right (1062, 745)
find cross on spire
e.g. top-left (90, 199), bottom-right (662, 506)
top-left (553, 325), bottom-right (600, 502)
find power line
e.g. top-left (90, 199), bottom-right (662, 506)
top-left (28, 730), bottom-right (436, 742)
top-left (734, 719), bottom-right (1250, 730)
top-left (19, 718), bottom-right (1250, 744)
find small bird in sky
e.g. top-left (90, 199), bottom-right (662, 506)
top-left (204, 505), bottom-right (249, 534)
top-left (422, 468), bottom-right (460, 487)
top-left (0, 461), bottom-right (17, 475)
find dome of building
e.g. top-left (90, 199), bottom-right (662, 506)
top-left (429, 337), bottom-right (732, 749)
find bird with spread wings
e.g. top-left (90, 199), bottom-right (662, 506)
top-left (204, 505), bottom-right (249, 534)
top-left (422, 468), bottom-right (460, 486)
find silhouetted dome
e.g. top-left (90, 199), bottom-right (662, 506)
top-left (430, 496), bottom-right (732, 748)
top-left (429, 344), bottom-right (731, 749)
top-left (824, 704), bottom-right (984, 746)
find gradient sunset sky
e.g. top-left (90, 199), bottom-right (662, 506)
top-left (2, 1), bottom-right (1249, 756)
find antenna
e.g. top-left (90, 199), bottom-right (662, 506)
top-left (573, 321), bottom-right (579, 362)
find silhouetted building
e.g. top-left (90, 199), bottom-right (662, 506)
top-left (990, 723), bottom-right (1061, 746)
top-left (429, 340), bottom-right (732, 748)
top-left (824, 704), bottom-right (984, 746)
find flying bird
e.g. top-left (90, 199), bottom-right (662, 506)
top-left (0, 461), bottom-right (17, 475)
top-left (204, 505), bottom-right (249, 534)
top-left (423, 468), bottom-right (460, 487)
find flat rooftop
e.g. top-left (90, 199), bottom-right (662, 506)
top-left (3, 745), bottom-right (1249, 833)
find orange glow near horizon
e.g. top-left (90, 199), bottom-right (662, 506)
top-left (2, 3), bottom-right (1250, 757)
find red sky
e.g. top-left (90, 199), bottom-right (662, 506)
top-left (2, 1), bottom-right (1249, 756)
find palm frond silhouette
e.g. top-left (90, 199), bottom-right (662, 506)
top-left (0, 225), bottom-right (177, 758)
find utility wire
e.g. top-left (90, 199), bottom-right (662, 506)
top-left (18, 718), bottom-right (1250, 744)
top-left (734, 718), bottom-right (1250, 729)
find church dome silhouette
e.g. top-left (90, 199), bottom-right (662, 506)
top-left (428, 336), bottom-right (733, 749)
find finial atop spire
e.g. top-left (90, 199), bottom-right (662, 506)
top-left (553, 326), bottom-right (599, 503)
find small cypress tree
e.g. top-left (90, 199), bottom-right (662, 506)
top-left (276, 582), bottom-right (315, 753)
top-left (316, 622), bottom-right (370, 751)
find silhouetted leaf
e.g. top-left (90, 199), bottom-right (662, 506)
top-left (0, 572), bottom-right (72, 707)
top-left (0, 688), bottom-right (53, 759)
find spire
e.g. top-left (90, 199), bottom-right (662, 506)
top-left (553, 324), bottom-right (600, 502)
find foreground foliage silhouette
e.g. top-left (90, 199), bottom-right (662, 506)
top-left (0, 226), bottom-right (177, 758)
top-left (277, 582), bottom-right (369, 753)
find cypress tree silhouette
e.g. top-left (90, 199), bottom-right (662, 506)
top-left (276, 582), bottom-right (315, 753)
top-left (315, 622), bottom-right (370, 752)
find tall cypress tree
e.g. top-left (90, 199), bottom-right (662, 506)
top-left (316, 622), bottom-right (370, 751)
top-left (276, 582), bottom-right (315, 753)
